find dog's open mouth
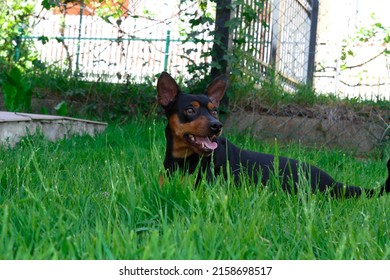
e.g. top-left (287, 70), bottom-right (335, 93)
top-left (185, 134), bottom-right (218, 153)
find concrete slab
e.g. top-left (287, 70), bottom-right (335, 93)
top-left (0, 111), bottom-right (32, 122)
top-left (14, 112), bottom-right (64, 121)
top-left (0, 111), bottom-right (107, 147)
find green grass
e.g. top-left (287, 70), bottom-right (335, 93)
top-left (0, 119), bottom-right (389, 260)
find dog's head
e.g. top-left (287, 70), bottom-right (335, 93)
top-left (157, 72), bottom-right (228, 158)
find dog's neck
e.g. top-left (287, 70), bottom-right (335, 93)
top-left (163, 125), bottom-right (205, 174)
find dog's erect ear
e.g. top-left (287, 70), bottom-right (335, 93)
top-left (157, 72), bottom-right (179, 107)
top-left (206, 75), bottom-right (228, 107)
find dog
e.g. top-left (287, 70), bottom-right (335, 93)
top-left (157, 71), bottom-right (390, 198)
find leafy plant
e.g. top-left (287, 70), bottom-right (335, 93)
top-left (1, 65), bottom-right (32, 112)
top-left (54, 101), bottom-right (68, 116)
top-left (178, 0), bottom-right (269, 103)
top-left (0, 0), bottom-right (37, 69)
top-left (340, 13), bottom-right (389, 80)
top-left (178, 0), bottom-right (216, 83)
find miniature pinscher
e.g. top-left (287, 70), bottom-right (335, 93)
top-left (157, 71), bottom-right (390, 198)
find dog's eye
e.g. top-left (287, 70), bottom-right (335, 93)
top-left (185, 108), bottom-right (196, 115)
top-left (211, 109), bottom-right (218, 118)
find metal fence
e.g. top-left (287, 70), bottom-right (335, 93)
top-left (25, 8), bottom-right (212, 82)
top-left (24, 0), bottom-right (317, 86)
top-left (232, 0), bottom-right (317, 88)
top-left (23, 0), bottom-right (390, 100)
top-left (18, 0), bottom-right (389, 153)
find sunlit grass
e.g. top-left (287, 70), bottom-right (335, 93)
top-left (0, 119), bottom-right (389, 259)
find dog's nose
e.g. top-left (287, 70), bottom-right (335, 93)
top-left (210, 121), bottom-right (223, 133)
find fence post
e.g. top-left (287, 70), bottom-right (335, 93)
top-left (307, 0), bottom-right (319, 86)
top-left (75, 3), bottom-right (84, 77)
top-left (270, 0), bottom-right (282, 81)
top-left (210, 0), bottom-right (233, 79)
top-left (13, 25), bottom-right (23, 62)
top-left (163, 30), bottom-right (171, 72)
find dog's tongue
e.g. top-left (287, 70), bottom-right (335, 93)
top-left (197, 137), bottom-right (218, 150)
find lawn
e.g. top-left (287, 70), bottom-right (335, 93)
top-left (0, 119), bottom-right (389, 259)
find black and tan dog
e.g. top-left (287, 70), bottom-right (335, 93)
top-left (157, 71), bottom-right (390, 198)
